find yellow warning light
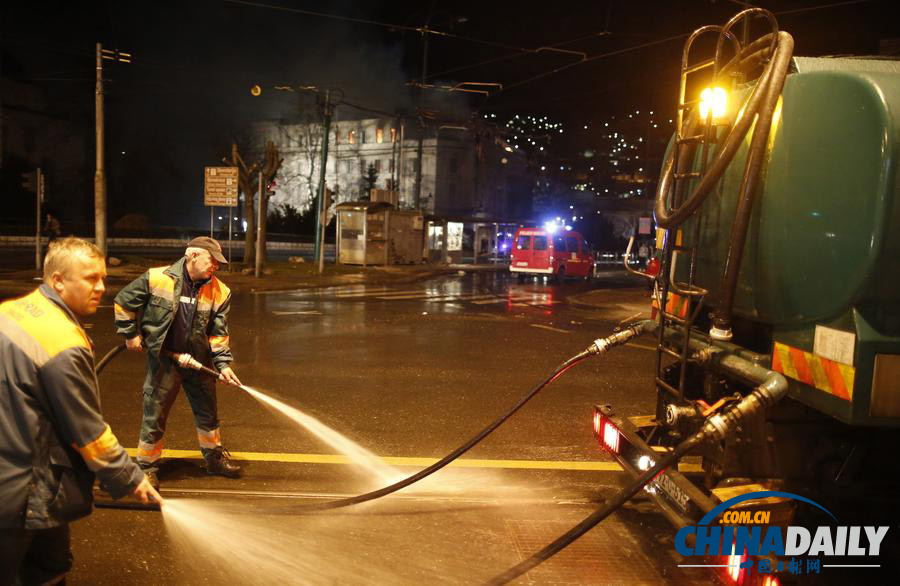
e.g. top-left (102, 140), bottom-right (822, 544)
top-left (699, 87), bottom-right (728, 121)
top-left (250, 85), bottom-right (262, 97)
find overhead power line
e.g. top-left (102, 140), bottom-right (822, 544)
top-left (485, 0), bottom-right (874, 100)
top-left (221, 0), bottom-right (527, 52)
top-left (426, 31), bottom-right (611, 80)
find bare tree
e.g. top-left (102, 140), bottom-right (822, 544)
top-left (225, 140), bottom-right (282, 267)
top-left (279, 117), bottom-right (323, 208)
top-left (256, 140), bottom-right (283, 266)
top-left (225, 143), bottom-right (258, 266)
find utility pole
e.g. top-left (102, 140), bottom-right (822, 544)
top-left (23, 169), bottom-right (42, 270)
top-left (35, 169), bottom-right (43, 271)
top-left (414, 21), bottom-right (430, 210)
top-left (94, 43), bottom-right (106, 256)
top-left (94, 44), bottom-right (131, 257)
top-left (255, 172), bottom-right (263, 278)
top-left (397, 120), bottom-right (405, 207)
top-left (314, 90), bottom-right (333, 274)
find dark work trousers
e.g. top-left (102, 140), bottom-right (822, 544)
top-left (136, 352), bottom-right (220, 471)
top-left (0, 524), bottom-right (71, 586)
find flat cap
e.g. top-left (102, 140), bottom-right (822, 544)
top-left (187, 236), bottom-right (227, 264)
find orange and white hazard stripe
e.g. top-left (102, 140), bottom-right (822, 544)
top-left (197, 427), bottom-right (222, 449)
top-left (137, 439), bottom-right (163, 464)
top-left (651, 291), bottom-right (690, 319)
top-left (771, 341), bottom-right (855, 401)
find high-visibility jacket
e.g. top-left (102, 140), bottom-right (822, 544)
top-left (0, 285), bottom-right (143, 529)
top-left (113, 256), bottom-right (233, 371)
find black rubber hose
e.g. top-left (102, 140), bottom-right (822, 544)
top-left (275, 324), bottom-right (651, 513)
top-left (92, 330), bottom-right (640, 514)
top-left (486, 431), bottom-right (704, 585)
top-left (486, 341), bottom-right (789, 585)
top-left (710, 31), bottom-right (794, 336)
top-left (284, 348), bottom-right (595, 512)
top-left (93, 348), bottom-right (592, 515)
top-left (655, 32), bottom-right (785, 228)
top-left (94, 343), bottom-right (126, 375)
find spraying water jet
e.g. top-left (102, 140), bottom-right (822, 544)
top-left (96, 326), bottom-right (648, 516)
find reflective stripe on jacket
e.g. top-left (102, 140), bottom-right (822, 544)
top-left (0, 285), bottom-right (143, 529)
top-left (113, 256), bottom-right (233, 370)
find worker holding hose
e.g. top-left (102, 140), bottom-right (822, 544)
top-left (114, 237), bottom-right (242, 489)
top-left (0, 238), bottom-right (161, 585)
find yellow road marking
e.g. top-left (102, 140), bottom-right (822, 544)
top-left (124, 448), bottom-right (702, 473)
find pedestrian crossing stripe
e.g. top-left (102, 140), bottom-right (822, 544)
top-left (302, 288), bottom-right (562, 307)
top-left (771, 341), bottom-right (854, 401)
top-left (335, 288), bottom-right (420, 298)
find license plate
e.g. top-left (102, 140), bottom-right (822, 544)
top-left (653, 472), bottom-right (691, 513)
top-left (516, 262), bottom-right (528, 266)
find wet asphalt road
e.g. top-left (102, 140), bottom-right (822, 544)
top-left (66, 270), bottom-right (716, 585)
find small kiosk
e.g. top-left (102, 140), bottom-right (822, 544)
top-left (335, 202), bottom-right (424, 266)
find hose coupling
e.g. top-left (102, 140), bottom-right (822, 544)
top-left (665, 404), bottom-right (697, 427)
top-left (701, 372), bottom-right (788, 441)
top-left (590, 320), bottom-right (651, 355)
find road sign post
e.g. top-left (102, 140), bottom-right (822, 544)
top-left (204, 167), bottom-right (238, 269)
top-left (22, 169), bottom-right (43, 270)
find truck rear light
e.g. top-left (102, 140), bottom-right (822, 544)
top-left (726, 552), bottom-right (741, 582)
top-left (592, 408), bottom-right (620, 453)
top-left (602, 421), bottom-right (620, 453)
top-left (724, 543), bottom-right (749, 583)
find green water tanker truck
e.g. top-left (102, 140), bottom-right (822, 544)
top-left (593, 8), bottom-right (900, 584)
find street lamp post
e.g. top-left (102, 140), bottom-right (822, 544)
top-left (94, 44), bottom-right (131, 257)
top-left (314, 90), bottom-right (333, 274)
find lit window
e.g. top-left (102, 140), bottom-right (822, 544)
top-left (390, 128), bottom-right (397, 143)
top-left (376, 128), bottom-right (384, 144)
top-left (348, 131), bottom-right (355, 144)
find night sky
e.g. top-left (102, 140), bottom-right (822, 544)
top-left (2, 0), bottom-right (896, 230)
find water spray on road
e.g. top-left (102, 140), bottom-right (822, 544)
top-left (95, 329), bottom-right (653, 582)
top-left (160, 351), bottom-right (402, 483)
top-left (238, 384), bottom-right (402, 486)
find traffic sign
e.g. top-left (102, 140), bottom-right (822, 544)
top-left (204, 167), bottom-right (238, 206)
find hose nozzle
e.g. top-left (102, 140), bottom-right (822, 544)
top-left (174, 353), bottom-right (204, 371)
top-left (163, 351), bottom-right (227, 383)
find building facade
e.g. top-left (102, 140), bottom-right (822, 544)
top-left (253, 117), bottom-right (533, 222)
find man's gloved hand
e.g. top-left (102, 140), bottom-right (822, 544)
top-left (125, 335), bottom-right (143, 351)
top-left (219, 366), bottom-right (242, 387)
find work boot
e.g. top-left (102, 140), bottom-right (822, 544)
top-left (204, 446), bottom-right (241, 478)
top-left (142, 467), bottom-right (160, 491)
